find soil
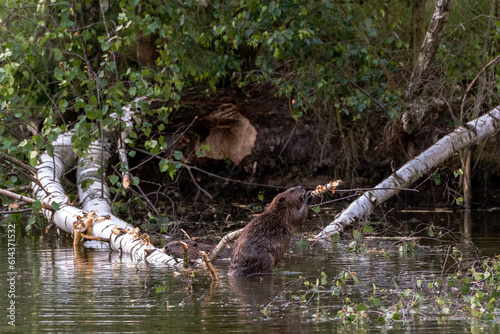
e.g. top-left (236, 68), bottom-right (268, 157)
top-left (122, 88), bottom-right (500, 236)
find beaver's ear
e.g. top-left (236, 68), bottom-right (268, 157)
top-left (193, 242), bottom-right (198, 247)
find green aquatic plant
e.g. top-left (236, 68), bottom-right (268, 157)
top-left (262, 246), bottom-right (500, 327)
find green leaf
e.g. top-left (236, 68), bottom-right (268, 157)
top-left (87, 109), bottom-right (96, 120)
top-left (131, 176), bottom-right (140, 186)
top-left (159, 159), bottom-right (169, 172)
top-left (363, 225), bottom-right (373, 234)
top-left (321, 272), bottom-right (328, 285)
top-left (109, 175), bottom-right (119, 185)
top-left (353, 229), bottom-right (362, 240)
top-left (51, 202), bottom-right (60, 211)
top-left (32, 200), bottom-right (42, 213)
top-left (54, 67), bottom-right (64, 80)
top-left (173, 150), bottom-right (183, 160)
top-left (330, 233), bottom-right (340, 243)
top-left (29, 150), bottom-right (38, 167)
top-left (357, 303), bottom-right (367, 312)
top-left (81, 178), bottom-right (95, 191)
top-left (54, 48), bottom-right (63, 61)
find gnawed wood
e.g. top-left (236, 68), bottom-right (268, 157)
top-left (180, 241), bottom-right (190, 269)
top-left (200, 250), bottom-right (218, 281)
top-left (30, 103), bottom-right (182, 267)
top-left (196, 103), bottom-right (257, 164)
top-left (208, 228), bottom-right (242, 262)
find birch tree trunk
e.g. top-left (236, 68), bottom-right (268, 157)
top-left (31, 132), bottom-right (83, 231)
top-left (412, 0), bottom-right (427, 69)
top-left (402, 0), bottom-right (452, 133)
top-left (31, 104), bottom-right (182, 267)
top-left (316, 105), bottom-right (500, 240)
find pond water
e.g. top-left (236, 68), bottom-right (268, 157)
top-left (2, 211), bottom-right (500, 333)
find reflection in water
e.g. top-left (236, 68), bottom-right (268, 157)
top-left (1, 211), bottom-right (500, 332)
top-left (463, 210), bottom-right (472, 238)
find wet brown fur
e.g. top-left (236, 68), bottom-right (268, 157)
top-left (163, 240), bottom-right (233, 263)
top-left (228, 186), bottom-right (311, 276)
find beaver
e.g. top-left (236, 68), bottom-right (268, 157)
top-left (228, 186), bottom-right (311, 276)
top-left (163, 240), bottom-right (233, 263)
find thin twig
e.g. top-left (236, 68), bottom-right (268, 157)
top-left (185, 166), bottom-right (213, 199)
top-left (460, 55), bottom-right (500, 120)
top-left (0, 151), bottom-right (36, 173)
top-left (186, 164), bottom-right (287, 190)
top-left (0, 208), bottom-right (33, 214)
top-left (333, 187), bottom-right (419, 193)
top-left (310, 193), bottom-right (360, 207)
top-left (333, 67), bottom-right (389, 115)
top-left (0, 188), bottom-right (54, 211)
top-left (441, 244), bottom-right (452, 279)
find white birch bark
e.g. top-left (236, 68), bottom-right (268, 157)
top-left (403, 0), bottom-right (452, 133)
top-left (316, 105), bottom-right (500, 240)
top-left (112, 97), bottom-right (145, 189)
top-left (31, 103), bottom-right (182, 267)
top-left (31, 132), bottom-right (81, 231)
top-left (75, 138), bottom-right (178, 265)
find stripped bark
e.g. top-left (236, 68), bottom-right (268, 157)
top-left (30, 104), bottom-right (182, 267)
top-left (316, 105), bottom-right (500, 240)
top-left (200, 250), bottom-right (219, 281)
top-left (208, 228), bottom-right (242, 262)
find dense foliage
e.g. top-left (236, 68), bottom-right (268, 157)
top-left (1, 0), bottom-right (499, 227)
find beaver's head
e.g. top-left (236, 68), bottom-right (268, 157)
top-left (269, 186), bottom-right (309, 210)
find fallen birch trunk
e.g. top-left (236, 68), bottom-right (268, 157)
top-left (316, 105), bottom-right (500, 240)
top-left (30, 104), bottom-right (181, 267)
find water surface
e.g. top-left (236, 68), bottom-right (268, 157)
top-left (2, 211), bottom-right (500, 333)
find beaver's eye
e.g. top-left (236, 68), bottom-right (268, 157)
top-left (278, 197), bottom-right (285, 203)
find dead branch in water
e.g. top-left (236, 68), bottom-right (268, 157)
top-left (180, 241), bottom-right (190, 269)
top-left (200, 250), bottom-right (218, 281)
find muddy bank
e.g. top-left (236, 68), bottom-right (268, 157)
top-left (131, 89), bottom-right (500, 213)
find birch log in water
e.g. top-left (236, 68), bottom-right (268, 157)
top-left (31, 132), bottom-right (83, 232)
top-left (30, 105), bottom-right (181, 266)
top-left (316, 105), bottom-right (500, 240)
